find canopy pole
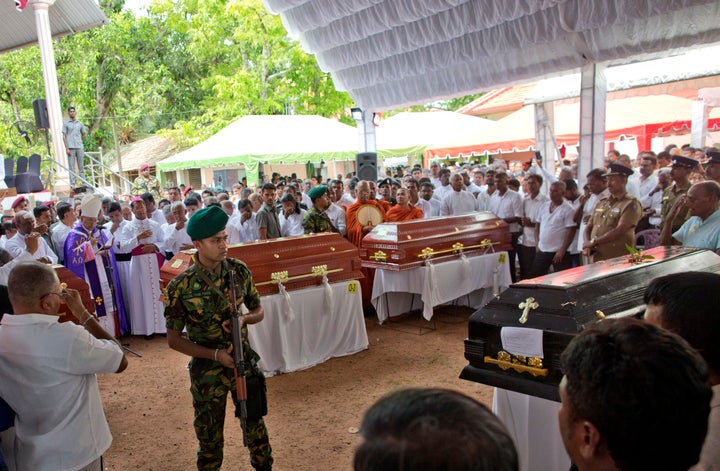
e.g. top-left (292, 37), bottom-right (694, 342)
top-left (577, 64), bottom-right (607, 187)
top-left (31, 0), bottom-right (71, 190)
top-left (534, 102), bottom-right (559, 192)
top-left (690, 100), bottom-right (709, 148)
top-left (355, 109), bottom-right (377, 153)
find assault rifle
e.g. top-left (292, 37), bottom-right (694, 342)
top-left (229, 267), bottom-right (248, 446)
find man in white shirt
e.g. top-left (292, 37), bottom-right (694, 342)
top-left (5, 211), bottom-right (58, 264)
top-left (142, 192), bottom-right (167, 227)
top-left (488, 172), bottom-right (523, 282)
top-left (518, 174), bottom-right (548, 280)
top-left (164, 202), bottom-right (193, 258)
top-left (51, 202), bottom-right (77, 264)
top-left (460, 171), bottom-right (482, 197)
top-left (228, 199), bottom-right (259, 243)
top-left (419, 182), bottom-right (441, 217)
top-left (434, 168), bottom-right (453, 201)
top-left (633, 154), bottom-right (659, 232)
top-left (406, 178), bottom-right (431, 218)
top-left (575, 168), bottom-right (609, 264)
top-left (530, 181), bottom-right (577, 277)
top-left (441, 174), bottom-right (478, 216)
top-left (0, 261), bottom-right (127, 471)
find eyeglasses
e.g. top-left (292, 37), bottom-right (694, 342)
top-left (41, 289), bottom-right (66, 300)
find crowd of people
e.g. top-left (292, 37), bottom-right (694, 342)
top-left (0, 142), bottom-right (719, 470)
top-left (0, 143), bottom-right (718, 333)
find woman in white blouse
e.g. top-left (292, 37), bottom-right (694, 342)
top-left (279, 194), bottom-right (306, 237)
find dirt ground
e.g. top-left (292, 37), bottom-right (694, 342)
top-left (98, 307), bottom-right (494, 471)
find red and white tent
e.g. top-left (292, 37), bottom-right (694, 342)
top-left (425, 94), bottom-right (720, 162)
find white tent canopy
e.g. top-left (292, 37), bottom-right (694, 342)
top-left (375, 111), bottom-right (496, 158)
top-left (264, 0), bottom-right (720, 111)
top-left (156, 115), bottom-right (358, 185)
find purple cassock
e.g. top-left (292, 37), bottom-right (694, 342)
top-left (63, 222), bottom-right (130, 336)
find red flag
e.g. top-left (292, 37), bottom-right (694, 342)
top-left (15, 0), bottom-right (28, 11)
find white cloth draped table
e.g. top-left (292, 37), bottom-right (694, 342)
top-left (248, 280), bottom-right (368, 376)
top-left (371, 251), bottom-right (512, 323)
top-left (493, 388), bottom-right (571, 471)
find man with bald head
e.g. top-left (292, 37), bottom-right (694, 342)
top-left (0, 261), bottom-right (127, 471)
top-left (346, 181), bottom-right (386, 312)
top-left (346, 180), bottom-right (387, 247)
top-left (5, 211), bottom-right (58, 264)
top-left (660, 180), bottom-right (720, 253)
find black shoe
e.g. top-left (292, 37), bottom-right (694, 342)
top-left (143, 334), bottom-right (155, 340)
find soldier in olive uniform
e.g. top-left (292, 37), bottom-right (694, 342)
top-left (164, 206), bottom-right (273, 471)
top-left (302, 185), bottom-right (338, 234)
top-left (583, 164), bottom-right (642, 262)
top-left (660, 155), bottom-right (697, 234)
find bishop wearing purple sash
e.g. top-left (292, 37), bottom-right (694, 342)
top-left (64, 194), bottom-right (130, 336)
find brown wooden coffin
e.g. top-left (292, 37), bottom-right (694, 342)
top-left (54, 265), bottom-right (95, 323)
top-left (460, 246), bottom-right (720, 402)
top-left (360, 212), bottom-right (512, 270)
top-left (161, 232), bottom-right (364, 296)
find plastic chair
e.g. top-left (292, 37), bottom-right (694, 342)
top-left (3, 157), bottom-right (14, 188)
top-left (634, 229), bottom-right (661, 249)
top-left (15, 154), bottom-right (44, 193)
top-left (16, 155), bottom-right (27, 174)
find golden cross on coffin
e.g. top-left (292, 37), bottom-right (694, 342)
top-left (518, 297), bottom-right (539, 324)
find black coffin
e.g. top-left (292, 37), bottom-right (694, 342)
top-left (460, 246), bottom-right (720, 402)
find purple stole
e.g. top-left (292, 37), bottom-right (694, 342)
top-left (63, 223), bottom-right (131, 335)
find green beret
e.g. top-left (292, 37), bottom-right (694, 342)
top-left (307, 185), bottom-right (328, 202)
top-left (186, 206), bottom-right (229, 240)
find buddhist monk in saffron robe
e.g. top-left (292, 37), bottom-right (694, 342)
top-left (346, 180), bottom-right (386, 310)
top-left (385, 189), bottom-right (424, 222)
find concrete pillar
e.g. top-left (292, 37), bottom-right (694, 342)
top-left (534, 102), bottom-right (559, 180)
top-left (31, 0), bottom-right (71, 189)
top-left (690, 100), bottom-right (708, 148)
top-left (577, 64), bottom-right (607, 187)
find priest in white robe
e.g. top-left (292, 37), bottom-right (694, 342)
top-left (116, 197), bottom-right (166, 336)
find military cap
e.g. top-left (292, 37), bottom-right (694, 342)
top-left (307, 185), bottom-right (329, 202)
top-left (605, 163), bottom-right (634, 177)
top-left (377, 177), bottom-right (393, 187)
top-left (11, 196), bottom-right (27, 210)
top-left (704, 150), bottom-right (720, 166)
top-left (139, 163), bottom-right (149, 171)
top-left (186, 205), bottom-right (228, 240)
top-left (671, 155), bottom-right (698, 169)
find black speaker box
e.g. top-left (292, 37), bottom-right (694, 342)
top-left (32, 98), bottom-right (49, 130)
top-left (356, 152), bottom-right (377, 181)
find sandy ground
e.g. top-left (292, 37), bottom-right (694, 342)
top-left (98, 307), bottom-right (494, 470)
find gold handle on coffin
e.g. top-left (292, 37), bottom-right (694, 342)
top-left (370, 250), bottom-right (387, 262)
top-left (256, 267), bottom-right (343, 287)
top-left (483, 355), bottom-right (549, 377)
top-left (416, 239), bottom-right (499, 259)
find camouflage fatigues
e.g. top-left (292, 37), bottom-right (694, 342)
top-left (164, 256), bottom-right (273, 471)
top-left (131, 174), bottom-right (161, 199)
top-left (302, 207), bottom-right (337, 234)
top-left (660, 180), bottom-right (692, 233)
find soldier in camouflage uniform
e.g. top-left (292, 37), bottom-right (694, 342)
top-left (302, 185), bottom-right (338, 234)
top-left (164, 206), bottom-right (273, 471)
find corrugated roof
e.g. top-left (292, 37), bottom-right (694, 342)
top-left (105, 135), bottom-right (178, 173)
top-left (0, 0), bottom-right (108, 55)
